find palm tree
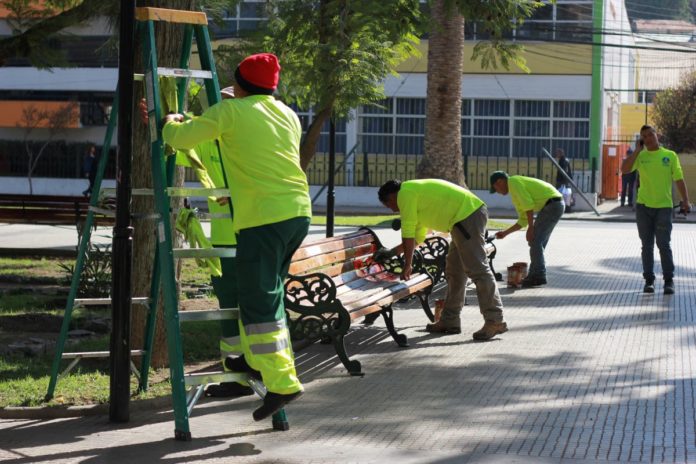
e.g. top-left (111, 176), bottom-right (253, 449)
top-left (417, 0), bottom-right (467, 187)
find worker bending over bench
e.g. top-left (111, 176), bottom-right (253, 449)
top-left (377, 179), bottom-right (508, 341)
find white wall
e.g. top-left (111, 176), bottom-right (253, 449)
top-left (0, 67), bottom-right (118, 92)
top-left (384, 73), bottom-right (592, 100)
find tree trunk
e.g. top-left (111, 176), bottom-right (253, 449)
top-left (300, 104), bottom-right (333, 171)
top-left (130, 0), bottom-right (193, 369)
top-left (417, 0), bottom-right (466, 187)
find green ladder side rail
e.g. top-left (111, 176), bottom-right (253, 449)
top-left (137, 6), bottom-right (288, 441)
top-left (43, 94), bottom-right (154, 400)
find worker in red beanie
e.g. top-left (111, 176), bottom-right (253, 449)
top-left (162, 52), bottom-right (310, 422)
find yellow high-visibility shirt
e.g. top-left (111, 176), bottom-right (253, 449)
top-left (163, 95), bottom-right (311, 232)
top-left (193, 140), bottom-right (235, 246)
top-left (508, 176), bottom-right (562, 228)
top-left (632, 146), bottom-right (684, 208)
top-left (398, 179), bottom-right (484, 243)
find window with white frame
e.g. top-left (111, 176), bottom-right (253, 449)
top-left (358, 98), bottom-right (425, 155)
top-left (360, 97), bottom-right (590, 158)
top-left (466, 1), bottom-right (593, 43)
top-left (209, 0), bottom-right (268, 39)
top-left (290, 106), bottom-right (347, 154)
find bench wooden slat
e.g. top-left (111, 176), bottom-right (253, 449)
top-left (332, 265), bottom-right (392, 290)
top-left (292, 258), bottom-right (364, 279)
top-left (289, 242), bottom-right (376, 275)
top-left (297, 230), bottom-right (371, 248)
top-left (337, 277), bottom-right (403, 305)
top-left (349, 279), bottom-right (432, 320)
top-left (291, 233), bottom-right (375, 261)
top-left (343, 274), bottom-right (431, 312)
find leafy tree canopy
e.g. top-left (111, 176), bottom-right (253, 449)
top-left (216, 0), bottom-right (422, 119)
top-left (652, 71), bottom-right (696, 152)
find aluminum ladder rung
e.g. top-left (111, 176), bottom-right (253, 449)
top-left (173, 248), bottom-right (236, 259)
top-left (134, 67), bottom-right (213, 81)
top-left (184, 371), bottom-right (250, 387)
top-left (62, 349), bottom-right (145, 359)
top-left (58, 350), bottom-right (144, 381)
top-left (101, 187), bottom-right (229, 198)
top-left (178, 308), bottom-right (239, 323)
top-left (74, 297), bottom-right (150, 307)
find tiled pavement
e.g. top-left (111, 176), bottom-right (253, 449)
top-left (2, 220), bottom-right (696, 463)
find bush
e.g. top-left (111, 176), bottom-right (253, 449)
top-left (59, 244), bottom-right (112, 297)
top-left (653, 71), bottom-right (696, 152)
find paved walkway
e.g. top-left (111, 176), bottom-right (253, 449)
top-left (2, 220), bottom-right (696, 463)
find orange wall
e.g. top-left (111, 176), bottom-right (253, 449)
top-left (0, 101), bottom-right (80, 128)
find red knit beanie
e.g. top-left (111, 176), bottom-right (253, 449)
top-left (234, 53), bottom-right (280, 95)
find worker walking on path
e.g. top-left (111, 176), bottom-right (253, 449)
top-left (162, 53), bottom-right (311, 421)
top-left (490, 172), bottom-right (564, 288)
top-left (377, 179), bottom-right (507, 341)
top-left (621, 125), bottom-right (690, 295)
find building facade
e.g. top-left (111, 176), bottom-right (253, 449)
top-left (0, 0), bottom-right (658, 200)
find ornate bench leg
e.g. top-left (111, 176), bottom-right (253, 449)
top-left (417, 292), bottom-right (435, 322)
top-left (381, 305), bottom-right (409, 347)
top-left (333, 333), bottom-right (363, 376)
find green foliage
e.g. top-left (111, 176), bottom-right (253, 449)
top-left (58, 244), bottom-right (112, 298)
top-left (0, 0), bottom-right (116, 68)
top-left (454, 0), bottom-right (544, 72)
top-left (652, 71), bottom-right (696, 153)
top-left (216, 0), bottom-right (422, 119)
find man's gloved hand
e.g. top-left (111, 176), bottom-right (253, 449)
top-left (373, 247), bottom-right (395, 263)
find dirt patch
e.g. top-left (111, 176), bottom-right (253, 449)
top-left (180, 297), bottom-right (219, 311)
top-left (0, 313), bottom-right (65, 332)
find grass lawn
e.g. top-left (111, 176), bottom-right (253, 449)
top-left (0, 321), bottom-right (220, 408)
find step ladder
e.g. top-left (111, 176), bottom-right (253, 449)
top-left (45, 6), bottom-right (288, 441)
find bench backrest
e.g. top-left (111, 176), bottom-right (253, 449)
top-left (289, 229), bottom-right (379, 278)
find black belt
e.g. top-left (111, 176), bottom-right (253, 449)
top-left (545, 197), bottom-right (562, 207)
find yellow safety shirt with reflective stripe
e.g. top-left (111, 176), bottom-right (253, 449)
top-left (508, 176), bottom-right (562, 228)
top-left (163, 95), bottom-right (311, 232)
top-left (398, 179), bottom-right (484, 243)
top-left (193, 140), bottom-right (236, 246)
top-left (632, 146), bottom-right (684, 208)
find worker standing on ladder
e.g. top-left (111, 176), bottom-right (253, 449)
top-left (199, 86), bottom-right (254, 399)
top-left (162, 53), bottom-right (311, 421)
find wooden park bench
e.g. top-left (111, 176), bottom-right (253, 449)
top-left (0, 194), bottom-right (114, 227)
top-left (283, 227), bottom-right (442, 376)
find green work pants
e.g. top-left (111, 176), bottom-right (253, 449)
top-left (235, 216), bottom-right (310, 394)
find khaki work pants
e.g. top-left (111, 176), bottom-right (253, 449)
top-left (439, 205), bottom-right (505, 327)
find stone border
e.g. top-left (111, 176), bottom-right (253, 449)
top-left (0, 396), bottom-right (172, 419)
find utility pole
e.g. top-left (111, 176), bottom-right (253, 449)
top-left (110, 0), bottom-right (135, 423)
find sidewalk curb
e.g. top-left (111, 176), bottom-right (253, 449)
top-left (0, 396), bottom-right (172, 420)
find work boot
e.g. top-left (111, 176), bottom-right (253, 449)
top-left (253, 391), bottom-right (303, 421)
top-left (473, 321), bottom-right (508, 341)
top-left (204, 382), bottom-right (254, 398)
top-left (425, 320), bottom-right (461, 335)
top-left (224, 355), bottom-right (262, 380)
top-left (664, 279), bottom-right (675, 295)
top-left (521, 276), bottom-right (547, 288)
top-left (643, 280), bottom-right (655, 293)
